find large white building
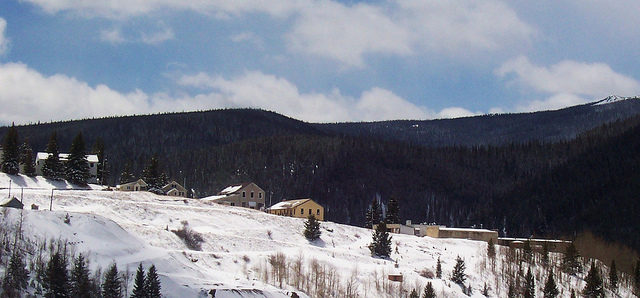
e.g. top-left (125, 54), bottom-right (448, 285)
top-left (35, 152), bottom-right (99, 183)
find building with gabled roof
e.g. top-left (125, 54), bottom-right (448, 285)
top-left (162, 181), bottom-right (187, 198)
top-left (267, 198), bottom-right (324, 221)
top-left (203, 182), bottom-right (265, 210)
top-left (0, 197), bottom-right (24, 209)
top-left (117, 179), bottom-right (148, 192)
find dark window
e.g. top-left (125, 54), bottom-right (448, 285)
top-left (251, 192), bottom-right (254, 198)
top-left (259, 192), bottom-right (262, 198)
top-left (242, 202), bottom-right (246, 207)
top-left (231, 203), bottom-right (235, 206)
top-left (300, 208), bottom-right (304, 215)
top-left (309, 209), bottom-right (312, 215)
top-left (317, 209), bottom-right (320, 215)
top-left (242, 191), bottom-right (246, 197)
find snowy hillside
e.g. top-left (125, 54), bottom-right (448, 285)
top-left (0, 173), bottom-right (633, 297)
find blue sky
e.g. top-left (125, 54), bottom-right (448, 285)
top-left (0, 0), bottom-right (639, 123)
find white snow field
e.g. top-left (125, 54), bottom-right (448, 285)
top-left (0, 174), bottom-right (632, 297)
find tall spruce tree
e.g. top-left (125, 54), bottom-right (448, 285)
top-left (2, 124), bottom-right (20, 175)
top-left (368, 222), bottom-right (392, 258)
top-left (523, 267), bottom-right (535, 298)
top-left (92, 137), bottom-right (108, 185)
top-left (42, 132), bottom-right (64, 180)
top-left (119, 162), bottom-right (135, 184)
top-left (70, 254), bottom-right (92, 298)
top-left (422, 282), bottom-right (436, 298)
top-left (583, 261), bottom-right (604, 298)
top-left (451, 256), bottom-right (466, 285)
top-left (303, 214), bottom-right (321, 241)
top-left (44, 252), bottom-right (70, 298)
top-left (385, 198), bottom-right (399, 224)
top-left (66, 132), bottom-right (90, 186)
top-left (2, 251), bottom-right (30, 297)
top-left (609, 259), bottom-right (618, 290)
top-left (131, 263), bottom-right (146, 298)
top-left (102, 263), bottom-right (122, 298)
top-left (436, 256), bottom-right (442, 278)
top-left (409, 288), bottom-right (419, 298)
top-left (543, 270), bottom-right (559, 298)
top-left (145, 265), bottom-right (161, 298)
top-left (562, 242), bottom-right (581, 275)
top-left (19, 139), bottom-right (36, 176)
top-left (142, 154), bottom-right (165, 190)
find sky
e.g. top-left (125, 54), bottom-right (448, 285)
top-left (0, 0), bottom-right (639, 124)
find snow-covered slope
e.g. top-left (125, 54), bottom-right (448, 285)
top-left (592, 95), bottom-right (638, 106)
top-left (0, 174), bottom-right (632, 297)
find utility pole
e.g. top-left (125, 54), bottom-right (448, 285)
top-left (50, 189), bottom-right (54, 211)
top-left (8, 180), bottom-right (11, 198)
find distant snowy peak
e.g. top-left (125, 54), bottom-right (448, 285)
top-left (592, 95), bottom-right (638, 106)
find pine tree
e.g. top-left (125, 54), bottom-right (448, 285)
top-left (303, 214), bottom-right (321, 241)
top-left (409, 288), bottom-right (419, 298)
top-left (435, 256), bottom-right (442, 278)
top-left (70, 254), bottom-right (92, 298)
top-left (102, 263), bottom-right (122, 298)
top-left (65, 132), bottom-right (90, 186)
top-left (19, 139), bottom-right (36, 176)
top-left (543, 270), bottom-right (559, 298)
top-left (364, 207), bottom-right (372, 228)
top-left (523, 267), bottom-right (535, 298)
top-left (131, 263), bottom-right (146, 298)
top-left (562, 242), bottom-right (581, 275)
top-left (42, 132), bottom-right (64, 180)
top-left (450, 256), bottom-right (466, 285)
top-left (145, 265), bottom-right (161, 298)
top-left (583, 261), bottom-right (604, 298)
top-left (44, 252), bottom-right (70, 298)
top-left (92, 137), bottom-right (108, 185)
top-left (371, 198), bottom-right (381, 224)
top-left (422, 281), bottom-right (435, 298)
top-left (143, 154), bottom-right (165, 190)
top-left (609, 259), bottom-right (618, 290)
top-left (2, 123), bottom-right (20, 175)
top-left (119, 162), bottom-right (135, 184)
top-left (2, 251), bottom-right (30, 297)
top-left (385, 198), bottom-right (399, 224)
top-left (368, 222), bottom-right (392, 257)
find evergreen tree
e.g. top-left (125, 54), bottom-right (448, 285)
top-left (65, 132), bottom-right (90, 186)
top-left (70, 254), bottom-right (92, 298)
top-left (2, 124), bottom-right (20, 175)
top-left (422, 281), bottom-right (435, 298)
top-left (385, 198), bottom-right (399, 224)
top-left (364, 207), bottom-right (373, 228)
top-left (562, 242), bottom-right (581, 275)
top-left (142, 154), bottom-right (165, 190)
top-left (102, 263), bottom-right (122, 298)
top-left (435, 256), bottom-right (442, 278)
top-left (44, 252), bottom-right (70, 298)
top-left (368, 222), bottom-right (392, 258)
top-left (507, 283), bottom-right (516, 298)
top-left (303, 214), bottom-right (321, 241)
top-left (450, 256), bottom-right (466, 285)
top-left (583, 261), bottom-right (604, 298)
top-left (543, 270), bottom-right (559, 298)
top-left (144, 265), bottom-right (161, 298)
top-left (523, 239), bottom-right (533, 263)
top-left (368, 198), bottom-right (381, 226)
top-left (131, 263), bottom-right (146, 298)
top-left (92, 137), bottom-right (109, 185)
top-left (523, 267), bottom-right (535, 298)
top-left (409, 288), bottom-right (419, 298)
top-left (609, 259), bottom-right (618, 290)
top-left (42, 132), bottom-right (64, 180)
top-left (119, 162), bottom-right (135, 184)
top-left (19, 139), bottom-right (36, 176)
top-left (2, 251), bottom-right (30, 297)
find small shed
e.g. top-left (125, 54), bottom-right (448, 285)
top-left (388, 274), bottom-right (403, 282)
top-left (1, 197), bottom-right (24, 209)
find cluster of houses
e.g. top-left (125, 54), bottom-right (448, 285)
top-left (116, 179), bottom-right (188, 198)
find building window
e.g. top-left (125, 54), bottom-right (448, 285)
top-left (242, 191), bottom-right (246, 198)
top-left (259, 192), bottom-right (262, 198)
top-left (251, 192), bottom-right (254, 198)
top-left (242, 202), bottom-right (246, 207)
top-left (300, 208), bottom-right (304, 215)
top-left (309, 209), bottom-right (312, 215)
top-left (230, 203), bottom-right (235, 206)
top-left (317, 209), bottom-right (320, 215)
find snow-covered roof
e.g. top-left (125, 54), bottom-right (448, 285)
top-left (199, 195), bottom-right (227, 202)
top-left (218, 182), bottom-right (252, 195)
top-left (36, 152), bottom-right (99, 163)
top-left (440, 227), bottom-right (497, 233)
top-left (268, 198), bottom-right (311, 210)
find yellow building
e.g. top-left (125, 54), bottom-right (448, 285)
top-left (267, 198), bottom-right (324, 221)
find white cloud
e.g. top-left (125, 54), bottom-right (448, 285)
top-left (100, 28), bottom-right (126, 44)
top-left (0, 18), bottom-right (9, 55)
top-left (24, 0), bottom-right (534, 67)
top-left (141, 26), bottom-right (174, 45)
top-left (497, 56), bottom-right (640, 112)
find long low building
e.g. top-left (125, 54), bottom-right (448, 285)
top-left (381, 221), bottom-right (498, 243)
top-left (266, 198), bottom-right (324, 221)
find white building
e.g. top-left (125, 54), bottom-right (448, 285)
top-left (35, 152), bottom-right (99, 183)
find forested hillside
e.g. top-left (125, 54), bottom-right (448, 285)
top-left (3, 100), bottom-right (640, 252)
